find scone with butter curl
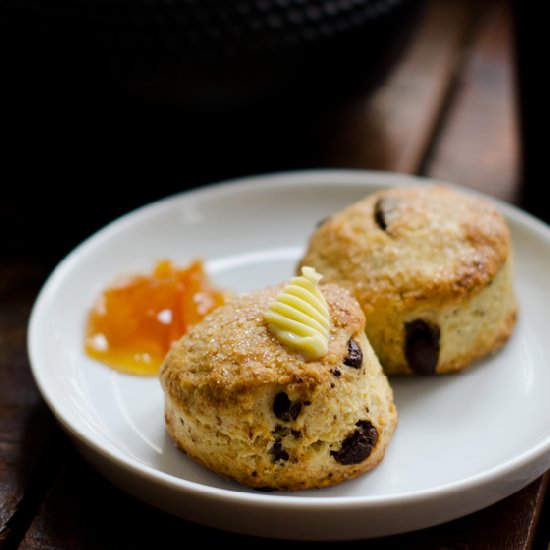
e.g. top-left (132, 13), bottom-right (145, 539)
top-left (298, 185), bottom-right (518, 375)
top-left (160, 272), bottom-right (396, 491)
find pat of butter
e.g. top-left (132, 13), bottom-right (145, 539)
top-left (264, 266), bottom-right (330, 360)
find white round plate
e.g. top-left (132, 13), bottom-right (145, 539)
top-left (29, 170), bottom-right (550, 541)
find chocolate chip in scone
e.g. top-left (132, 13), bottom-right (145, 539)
top-left (404, 319), bottom-right (440, 375)
top-left (273, 392), bottom-right (302, 422)
top-left (330, 420), bottom-right (379, 465)
top-left (273, 424), bottom-right (289, 436)
top-left (270, 438), bottom-right (289, 463)
top-left (330, 368), bottom-right (342, 377)
top-left (374, 197), bottom-right (400, 231)
top-left (343, 338), bottom-right (363, 369)
top-left (273, 425), bottom-right (301, 439)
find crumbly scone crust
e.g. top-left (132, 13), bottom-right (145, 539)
top-left (298, 185), bottom-right (517, 374)
top-left (161, 283), bottom-right (397, 490)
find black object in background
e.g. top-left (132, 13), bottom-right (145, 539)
top-left (513, 1), bottom-right (547, 223)
top-left (1, 0), bottom-right (421, 265)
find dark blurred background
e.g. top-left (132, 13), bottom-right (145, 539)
top-left (1, 0), bottom-right (542, 266)
top-left (1, 0), bottom-right (422, 265)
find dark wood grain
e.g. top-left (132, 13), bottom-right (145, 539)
top-left (0, 263), bottom-right (63, 548)
top-left (324, 0), bottom-right (477, 173)
top-left (19, 449), bottom-right (261, 550)
top-left (424, 0), bottom-right (520, 202)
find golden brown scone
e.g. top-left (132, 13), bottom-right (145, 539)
top-left (160, 283), bottom-right (397, 491)
top-left (299, 185), bottom-right (518, 375)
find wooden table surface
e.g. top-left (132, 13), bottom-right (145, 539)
top-left (2, 0), bottom-right (549, 547)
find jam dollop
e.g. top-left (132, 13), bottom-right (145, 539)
top-left (85, 259), bottom-right (225, 375)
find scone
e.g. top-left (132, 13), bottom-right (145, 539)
top-left (160, 270), bottom-right (397, 491)
top-left (299, 185), bottom-right (517, 375)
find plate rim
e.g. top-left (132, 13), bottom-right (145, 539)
top-left (27, 169), bottom-right (550, 530)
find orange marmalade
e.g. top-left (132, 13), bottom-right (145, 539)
top-left (85, 259), bottom-right (225, 375)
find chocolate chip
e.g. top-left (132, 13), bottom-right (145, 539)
top-left (374, 199), bottom-right (388, 230)
top-left (270, 438), bottom-right (289, 463)
top-left (273, 425), bottom-right (301, 438)
top-left (374, 197), bottom-right (399, 231)
top-left (303, 400), bottom-right (312, 406)
top-left (330, 420), bottom-right (379, 465)
top-left (343, 338), bottom-right (363, 369)
top-left (273, 392), bottom-right (302, 422)
top-left (331, 368), bottom-right (342, 377)
top-left (273, 424), bottom-right (289, 436)
top-left (404, 319), bottom-right (440, 375)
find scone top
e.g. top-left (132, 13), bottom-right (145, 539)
top-left (263, 266), bottom-right (330, 360)
top-left (160, 279), bottom-right (367, 399)
top-left (300, 185), bottom-right (511, 309)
